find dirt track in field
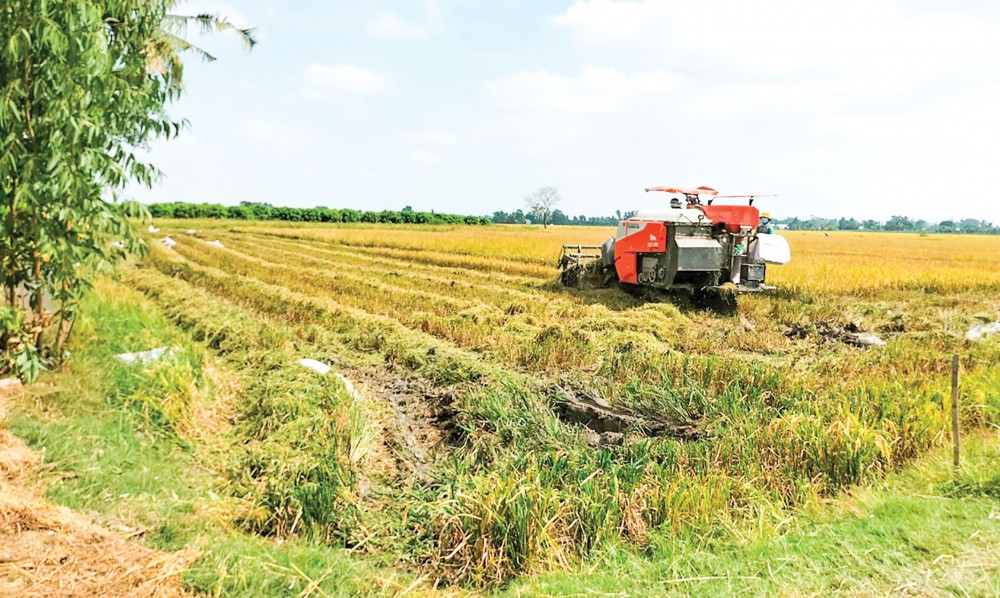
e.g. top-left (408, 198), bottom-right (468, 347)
top-left (0, 385), bottom-right (197, 598)
top-left (348, 366), bottom-right (460, 484)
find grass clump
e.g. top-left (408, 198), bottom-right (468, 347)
top-left (227, 356), bottom-right (367, 542)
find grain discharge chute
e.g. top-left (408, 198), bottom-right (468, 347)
top-left (558, 185), bottom-right (791, 310)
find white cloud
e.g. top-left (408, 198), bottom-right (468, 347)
top-left (554, 0), bottom-right (1000, 80)
top-left (546, 0), bottom-right (1000, 128)
top-left (301, 64), bottom-right (389, 98)
top-left (411, 128), bottom-right (459, 145)
top-left (411, 150), bottom-right (440, 165)
top-left (486, 67), bottom-right (679, 113)
top-left (816, 85), bottom-right (1000, 145)
top-left (425, 0), bottom-right (443, 22)
top-left (811, 84), bottom-right (1000, 218)
top-left (553, 0), bottom-right (649, 41)
top-left (232, 119), bottom-right (313, 154)
top-left (477, 67), bottom-right (684, 167)
top-left (367, 12), bottom-right (427, 39)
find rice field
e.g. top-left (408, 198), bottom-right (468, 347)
top-left (131, 221), bottom-right (1000, 586)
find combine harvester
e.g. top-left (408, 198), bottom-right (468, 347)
top-left (559, 185), bottom-right (791, 311)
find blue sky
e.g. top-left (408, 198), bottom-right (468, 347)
top-left (137, 0), bottom-right (1000, 223)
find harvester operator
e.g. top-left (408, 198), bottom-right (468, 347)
top-left (759, 212), bottom-right (774, 234)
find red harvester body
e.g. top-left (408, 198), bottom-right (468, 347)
top-left (558, 186), bottom-right (790, 307)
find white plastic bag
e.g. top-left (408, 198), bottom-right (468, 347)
top-left (752, 233), bottom-right (791, 265)
top-left (115, 347), bottom-right (173, 365)
top-left (298, 358), bottom-right (331, 374)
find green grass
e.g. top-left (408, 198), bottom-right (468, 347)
top-left (6, 281), bottom-right (403, 596)
top-left (501, 435), bottom-right (1000, 596)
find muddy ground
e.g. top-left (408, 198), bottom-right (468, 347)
top-left (552, 385), bottom-right (703, 447)
top-left (346, 365), bottom-right (459, 485)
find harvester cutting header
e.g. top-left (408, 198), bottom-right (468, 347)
top-left (559, 185), bottom-right (791, 309)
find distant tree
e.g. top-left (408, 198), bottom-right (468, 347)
top-left (959, 218), bottom-right (989, 234)
top-left (524, 186), bottom-right (561, 228)
top-left (402, 205), bottom-right (414, 212)
top-left (938, 220), bottom-right (957, 233)
top-left (225, 205), bottom-right (253, 219)
top-left (884, 215), bottom-right (914, 231)
top-left (550, 209), bottom-right (570, 225)
top-left (837, 217), bottom-right (860, 231)
top-left (201, 204), bottom-right (222, 218)
top-left (806, 217), bottom-right (838, 230)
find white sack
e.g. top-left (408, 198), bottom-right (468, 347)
top-left (752, 233), bottom-right (791, 265)
top-left (967, 321), bottom-right (1000, 341)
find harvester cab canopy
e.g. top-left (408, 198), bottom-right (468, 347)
top-left (645, 185), bottom-right (775, 206)
top-left (644, 185), bottom-right (718, 205)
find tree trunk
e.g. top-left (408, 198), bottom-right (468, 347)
top-left (31, 248), bottom-right (44, 347)
top-left (52, 279), bottom-right (71, 358)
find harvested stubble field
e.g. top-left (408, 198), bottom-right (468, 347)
top-left (116, 220), bottom-right (1000, 590)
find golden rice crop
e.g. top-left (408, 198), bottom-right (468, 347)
top-left (135, 220), bottom-right (1000, 586)
top-left (202, 221), bottom-right (1000, 294)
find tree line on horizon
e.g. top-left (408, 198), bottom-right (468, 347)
top-left (148, 201), bottom-right (491, 225)
top-left (775, 215), bottom-right (998, 234)
top-left (147, 200), bottom-right (998, 234)
top-left (493, 209), bottom-right (999, 234)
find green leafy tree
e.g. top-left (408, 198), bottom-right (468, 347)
top-left (0, 1), bottom-right (252, 381)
